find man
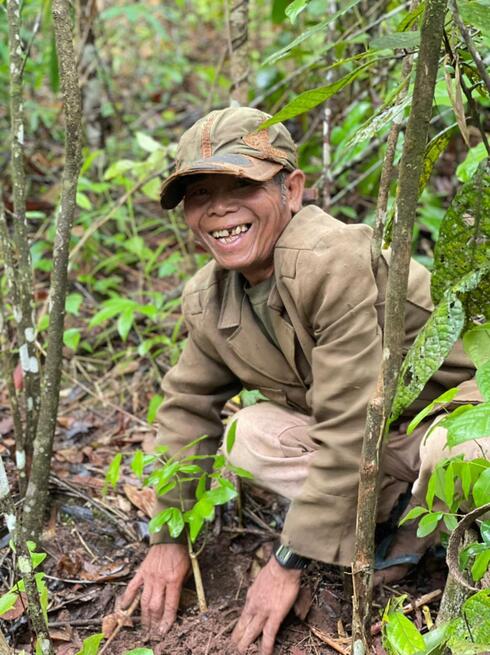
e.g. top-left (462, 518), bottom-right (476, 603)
top-left (121, 107), bottom-right (480, 654)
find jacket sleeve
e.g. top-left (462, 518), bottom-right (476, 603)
top-left (150, 303), bottom-right (242, 545)
top-left (281, 227), bottom-right (382, 566)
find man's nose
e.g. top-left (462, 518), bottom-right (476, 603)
top-left (207, 189), bottom-right (237, 216)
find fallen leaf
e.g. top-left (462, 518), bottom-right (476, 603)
top-left (49, 627), bottom-right (74, 642)
top-left (56, 448), bottom-right (84, 464)
top-left (102, 609), bottom-right (133, 638)
top-left (56, 552), bottom-right (83, 578)
top-left (57, 416), bottom-right (75, 429)
top-left (1, 592), bottom-right (27, 620)
top-left (124, 484), bottom-right (155, 517)
top-left (294, 585), bottom-right (314, 621)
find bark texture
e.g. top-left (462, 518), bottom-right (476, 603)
top-left (227, 0), bottom-right (250, 105)
top-left (351, 1), bottom-right (449, 650)
top-left (7, 0), bottom-right (40, 481)
top-left (22, 0), bottom-right (82, 541)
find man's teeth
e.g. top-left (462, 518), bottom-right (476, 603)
top-left (211, 224), bottom-right (250, 239)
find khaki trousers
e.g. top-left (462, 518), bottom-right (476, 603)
top-left (224, 402), bottom-right (490, 524)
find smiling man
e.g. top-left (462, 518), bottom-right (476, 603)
top-left (121, 108), bottom-right (480, 654)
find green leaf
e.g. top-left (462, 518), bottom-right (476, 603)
top-left (457, 0), bottom-right (490, 35)
top-left (156, 480), bottom-right (177, 497)
top-left (185, 508), bottom-right (205, 542)
top-left (391, 296), bottom-right (465, 421)
top-left (104, 159), bottom-right (135, 180)
top-left (76, 191), bottom-right (92, 210)
top-left (418, 127), bottom-right (455, 197)
top-left (456, 142), bottom-right (488, 183)
top-left (105, 454), bottom-right (122, 491)
top-left (0, 592), bottom-right (19, 616)
top-left (125, 650), bottom-right (154, 655)
top-left (117, 308), bottom-right (134, 341)
top-left (441, 403), bottom-right (490, 447)
top-left (432, 159), bottom-right (490, 321)
top-left (285, 0), bottom-right (309, 23)
top-left (384, 611), bottom-right (426, 654)
top-left (396, 3), bottom-right (425, 31)
top-left (75, 633), bottom-right (105, 655)
top-left (371, 31), bottom-right (420, 50)
top-left (426, 472), bottom-right (436, 510)
top-left (35, 572), bottom-right (48, 623)
top-left (66, 292), bottom-right (83, 316)
top-left (481, 520), bottom-right (490, 544)
top-left (142, 177), bottom-right (161, 201)
top-left (471, 549), bottom-right (490, 582)
top-left (195, 474), bottom-right (207, 500)
top-left (229, 465), bottom-right (254, 480)
top-left (417, 512), bottom-right (443, 537)
top-left (226, 419), bottom-right (237, 455)
top-left (399, 506), bottom-right (428, 526)
top-left (27, 542), bottom-right (47, 569)
top-left (260, 63), bottom-right (373, 127)
top-left (131, 451), bottom-right (145, 480)
top-left (147, 394), bottom-right (164, 424)
top-left (463, 323), bottom-right (490, 368)
top-left (263, 0), bottom-right (363, 65)
top-left (443, 514), bottom-right (458, 532)
top-left (448, 589), bottom-right (490, 648)
top-left (462, 460), bottom-right (472, 499)
top-left (476, 360), bottom-right (490, 402)
top-left (473, 467), bottom-right (490, 507)
top-left (193, 497), bottom-right (215, 521)
top-left (167, 507), bottom-right (185, 538)
top-left (407, 387), bottom-right (459, 434)
top-left (148, 508), bottom-right (173, 534)
top-left (444, 462), bottom-right (456, 509)
top-left (136, 132), bottom-right (162, 153)
top-left (63, 328), bottom-right (81, 351)
top-left (205, 482), bottom-right (238, 506)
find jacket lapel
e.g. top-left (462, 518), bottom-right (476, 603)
top-left (217, 272), bottom-right (301, 386)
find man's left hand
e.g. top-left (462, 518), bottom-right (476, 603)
top-left (231, 556), bottom-right (302, 654)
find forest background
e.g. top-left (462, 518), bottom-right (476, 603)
top-left (0, 0), bottom-right (489, 654)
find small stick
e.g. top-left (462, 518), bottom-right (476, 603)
top-left (309, 625), bottom-right (350, 655)
top-left (99, 594), bottom-right (140, 655)
top-left (370, 589), bottom-right (442, 635)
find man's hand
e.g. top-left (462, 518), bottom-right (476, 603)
top-left (232, 556), bottom-right (302, 655)
top-left (121, 543), bottom-right (190, 635)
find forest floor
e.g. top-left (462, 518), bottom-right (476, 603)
top-left (0, 372), bottom-right (448, 655)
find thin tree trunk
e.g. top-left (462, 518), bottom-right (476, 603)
top-left (321, 0), bottom-right (337, 212)
top-left (226, 0), bottom-right (249, 105)
top-left (0, 457), bottom-right (54, 655)
top-left (351, 1), bottom-right (449, 651)
top-left (6, 0), bottom-right (40, 490)
top-left (22, 0), bottom-right (82, 541)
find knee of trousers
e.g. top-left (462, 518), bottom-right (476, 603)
top-left (412, 414), bottom-right (490, 505)
top-left (222, 402), bottom-right (315, 498)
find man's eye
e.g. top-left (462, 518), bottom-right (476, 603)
top-left (188, 187), bottom-right (208, 198)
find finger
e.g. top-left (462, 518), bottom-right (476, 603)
top-left (158, 581), bottom-right (182, 635)
top-left (120, 571), bottom-right (143, 609)
top-left (260, 617), bottom-right (281, 655)
top-left (141, 581), bottom-right (164, 631)
top-left (236, 614), bottom-right (266, 654)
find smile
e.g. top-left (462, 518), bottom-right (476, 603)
top-left (210, 223), bottom-right (251, 244)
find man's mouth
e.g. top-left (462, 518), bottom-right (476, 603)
top-left (209, 223), bottom-right (251, 244)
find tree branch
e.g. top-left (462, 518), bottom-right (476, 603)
top-left (22, 0), bottom-right (82, 541)
top-left (351, 0), bottom-right (449, 651)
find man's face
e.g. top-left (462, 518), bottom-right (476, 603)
top-left (183, 172), bottom-right (303, 285)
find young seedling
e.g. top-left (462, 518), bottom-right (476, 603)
top-left (107, 419), bottom-right (252, 611)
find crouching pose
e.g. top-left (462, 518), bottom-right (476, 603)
top-left (122, 107), bottom-right (486, 654)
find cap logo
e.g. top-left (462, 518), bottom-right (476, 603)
top-left (200, 112), bottom-right (217, 158)
top-left (242, 131), bottom-right (289, 163)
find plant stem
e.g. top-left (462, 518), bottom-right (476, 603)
top-left (22, 0), bottom-right (82, 541)
top-left (187, 536), bottom-right (208, 613)
top-left (450, 0), bottom-right (490, 96)
top-left (0, 456), bottom-right (54, 655)
top-left (351, 0), bottom-right (449, 651)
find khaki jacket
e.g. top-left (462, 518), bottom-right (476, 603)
top-left (152, 205), bottom-right (474, 565)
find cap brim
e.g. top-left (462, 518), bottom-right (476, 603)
top-left (160, 154), bottom-right (283, 209)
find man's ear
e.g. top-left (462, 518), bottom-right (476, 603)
top-left (287, 169), bottom-right (306, 214)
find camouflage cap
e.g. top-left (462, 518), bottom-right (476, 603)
top-left (160, 107), bottom-right (298, 209)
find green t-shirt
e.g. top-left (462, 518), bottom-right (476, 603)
top-left (244, 276), bottom-right (280, 349)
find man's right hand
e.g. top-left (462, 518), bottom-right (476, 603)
top-left (121, 543), bottom-right (190, 635)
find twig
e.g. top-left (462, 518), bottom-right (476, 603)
top-left (242, 507), bottom-right (279, 536)
top-left (49, 474), bottom-right (138, 542)
top-left (450, 0), bottom-right (490, 95)
top-left (309, 625), bottom-right (350, 655)
top-left (99, 593), bottom-right (140, 655)
top-left (370, 589), bottom-right (442, 635)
